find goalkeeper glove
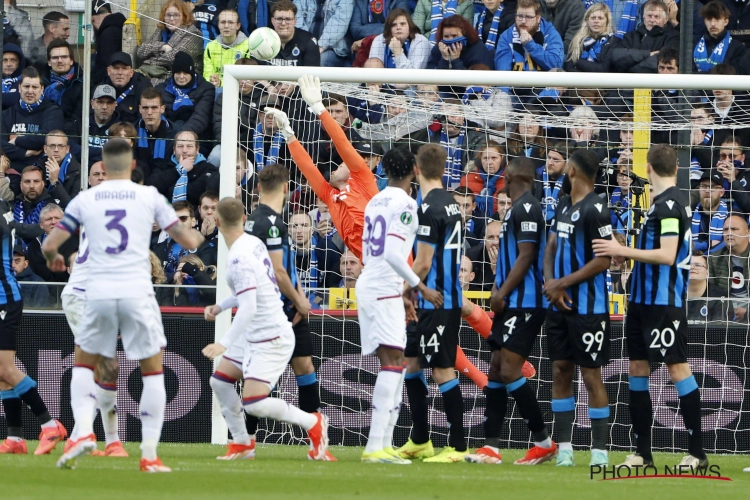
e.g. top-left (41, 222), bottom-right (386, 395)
top-left (298, 75), bottom-right (326, 115)
top-left (264, 107), bottom-right (295, 141)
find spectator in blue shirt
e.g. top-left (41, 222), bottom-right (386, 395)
top-left (495, 0), bottom-right (564, 71)
top-left (693, 170), bottom-right (728, 255)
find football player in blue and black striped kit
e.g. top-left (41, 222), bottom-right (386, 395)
top-left (398, 144), bottom-right (467, 463)
top-left (465, 157), bottom-right (557, 465)
top-left (594, 144), bottom-right (707, 469)
top-left (543, 150), bottom-right (613, 468)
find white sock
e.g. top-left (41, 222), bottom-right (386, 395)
top-left (535, 437), bottom-right (553, 449)
top-left (366, 370), bottom-right (400, 454)
top-left (559, 442), bottom-right (573, 452)
top-left (139, 373), bottom-right (166, 461)
top-left (70, 366), bottom-right (98, 440)
top-left (96, 385), bottom-right (120, 445)
top-left (243, 396), bottom-right (316, 430)
top-left (210, 375), bottom-right (250, 445)
top-left (382, 369), bottom-right (405, 451)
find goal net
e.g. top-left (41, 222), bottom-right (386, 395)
top-left (218, 66), bottom-right (750, 454)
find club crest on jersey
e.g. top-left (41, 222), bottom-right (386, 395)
top-left (400, 212), bottom-right (412, 225)
top-left (571, 210), bottom-right (580, 222)
top-left (292, 47), bottom-right (300, 57)
top-left (701, 305), bottom-right (708, 317)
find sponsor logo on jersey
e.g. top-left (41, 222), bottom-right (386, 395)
top-left (245, 220), bottom-right (255, 232)
top-left (521, 221), bottom-right (537, 232)
top-left (417, 225), bottom-right (430, 236)
top-left (666, 200), bottom-right (675, 210)
top-left (421, 203), bottom-right (430, 212)
top-left (594, 203), bottom-right (603, 213)
top-left (599, 225), bottom-right (613, 237)
top-left (523, 203), bottom-right (532, 213)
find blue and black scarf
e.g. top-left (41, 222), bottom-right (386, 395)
top-left (430, 0), bottom-right (458, 45)
top-left (253, 121), bottom-right (283, 171)
top-left (510, 26), bottom-right (545, 71)
top-left (476, 6), bottom-right (503, 50)
top-left (694, 31), bottom-right (731, 73)
top-left (438, 126), bottom-right (465, 188)
top-left (44, 67), bottom-right (76, 106)
top-left (384, 37), bottom-right (410, 68)
top-left (20, 93), bottom-right (44, 112)
top-left (13, 199), bottom-right (46, 224)
top-left (53, 153), bottom-right (72, 187)
top-left (615, 0), bottom-right (639, 38)
top-left (116, 84), bottom-right (134, 104)
top-left (539, 168), bottom-right (564, 222)
top-left (164, 77), bottom-right (198, 110)
top-left (475, 168), bottom-right (503, 216)
top-left (581, 34), bottom-right (611, 62)
top-left (171, 153), bottom-right (208, 202)
top-left (137, 118), bottom-right (169, 159)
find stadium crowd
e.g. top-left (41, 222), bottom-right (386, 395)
top-left (1, 0), bottom-right (750, 321)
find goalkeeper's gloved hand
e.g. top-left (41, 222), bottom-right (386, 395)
top-left (263, 107), bottom-right (295, 141)
top-left (298, 75), bottom-right (326, 115)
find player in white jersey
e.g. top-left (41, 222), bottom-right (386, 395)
top-left (356, 149), bottom-right (442, 464)
top-left (43, 139), bottom-right (205, 472)
top-left (61, 231), bottom-right (127, 458)
top-left (202, 198), bottom-right (330, 461)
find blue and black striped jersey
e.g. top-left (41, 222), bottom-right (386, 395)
top-left (551, 192), bottom-right (612, 315)
top-left (246, 204), bottom-right (298, 309)
top-left (0, 201), bottom-right (22, 305)
top-left (630, 186), bottom-right (692, 307)
top-left (495, 191), bottom-right (548, 309)
top-left (416, 189), bottom-right (463, 310)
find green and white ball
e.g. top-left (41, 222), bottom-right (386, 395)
top-left (248, 27), bottom-right (281, 61)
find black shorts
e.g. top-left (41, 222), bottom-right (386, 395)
top-left (406, 309), bottom-right (462, 369)
top-left (0, 301), bottom-right (23, 351)
top-left (488, 308), bottom-right (545, 358)
top-left (546, 310), bottom-right (610, 368)
top-left (626, 303), bottom-right (688, 364)
top-left (292, 318), bottom-right (314, 359)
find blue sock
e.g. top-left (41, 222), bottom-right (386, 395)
top-left (405, 370), bottom-right (427, 388)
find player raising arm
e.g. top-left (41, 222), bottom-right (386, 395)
top-left (43, 139), bottom-right (205, 472)
top-left (593, 144), bottom-right (707, 470)
top-left (357, 148), bottom-right (442, 464)
top-left (202, 198), bottom-right (330, 462)
top-left (542, 150), bottom-right (613, 468)
top-left (465, 157), bottom-right (556, 466)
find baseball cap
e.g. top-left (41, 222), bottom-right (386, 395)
top-left (92, 84), bottom-right (116, 100)
top-left (353, 141), bottom-right (384, 158)
top-left (109, 51), bottom-right (132, 67)
top-left (700, 170), bottom-right (724, 186)
top-left (12, 244), bottom-right (25, 257)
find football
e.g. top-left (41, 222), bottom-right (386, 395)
top-left (248, 27), bottom-right (281, 61)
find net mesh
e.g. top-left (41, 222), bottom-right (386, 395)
top-left (232, 74), bottom-right (750, 453)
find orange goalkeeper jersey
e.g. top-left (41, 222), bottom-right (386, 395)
top-left (288, 110), bottom-right (379, 261)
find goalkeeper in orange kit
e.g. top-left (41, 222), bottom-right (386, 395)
top-left (264, 75), bottom-right (533, 390)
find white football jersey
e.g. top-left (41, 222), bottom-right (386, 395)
top-left (358, 186), bottom-right (418, 295)
top-left (59, 180), bottom-right (178, 300)
top-left (227, 233), bottom-right (291, 342)
top-left (61, 229), bottom-right (88, 298)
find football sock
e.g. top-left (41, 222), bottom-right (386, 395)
top-left (483, 381), bottom-right (507, 449)
top-left (439, 379), bottom-right (466, 452)
top-left (628, 376), bottom-right (653, 461)
top-left (295, 372), bottom-right (320, 413)
top-left (465, 302), bottom-right (492, 339)
top-left (210, 373), bottom-right (250, 445)
top-left (552, 397), bottom-right (575, 446)
top-left (14, 375), bottom-right (52, 426)
top-left (1, 389), bottom-right (23, 439)
top-left (404, 370), bottom-right (429, 444)
top-left (140, 372), bottom-right (166, 461)
top-left (96, 382), bottom-right (120, 445)
top-left (675, 375), bottom-right (706, 460)
top-left (245, 415), bottom-right (259, 437)
top-left (242, 395), bottom-right (317, 430)
top-left (382, 366), bottom-right (405, 451)
top-left (588, 406), bottom-right (610, 451)
top-left (69, 366), bottom-right (98, 440)
top-left (365, 367), bottom-right (400, 453)
top-left (507, 377), bottom-right (548, 443)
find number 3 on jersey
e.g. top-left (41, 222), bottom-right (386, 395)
top-left (105, 210), bottom-right (128, 254)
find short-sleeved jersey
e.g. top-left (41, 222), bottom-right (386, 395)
top-left (58, 180), bottom-right (178, 300)
top-left (630, 186), bottom-right (692, 307)
top-left (245, 204), bottom-right (298, 309)
top-left (358, 186), bottom-right (419, 296)
top-left (226, 233), bottom-right (289, 342)
top-left (0, 201), bottom-right (21, 305)
top-left (551, 191), bottom-right (612, 315)
top-left (61, 230), bottom-right (88, 298)
top-left (496, 191), bottom-right (548, 309)
top-left (417, 189), bottom-right (463, 310)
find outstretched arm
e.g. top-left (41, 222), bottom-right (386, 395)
top-left (264, 107), bottom-right (333, 206)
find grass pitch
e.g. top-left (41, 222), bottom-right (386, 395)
top-left (2, 443), bottom-right (748, 500)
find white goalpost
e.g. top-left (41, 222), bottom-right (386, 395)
top-left (213, 65), bottom-right (750, 452)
